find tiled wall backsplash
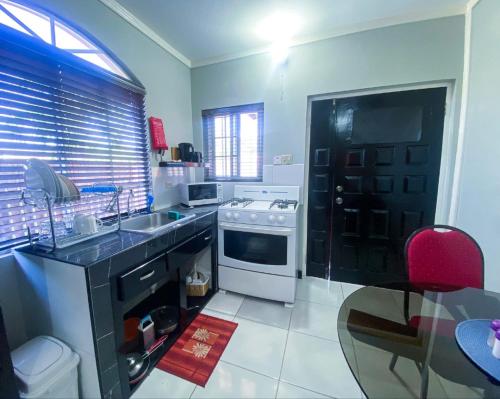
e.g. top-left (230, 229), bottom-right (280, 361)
top-left (264, 164), bottom-right (305, 187)
top-left (151, 164), bottom-right (305, 207)
top-left (221, 164), bottom-right (305, 201)
top-left (151, 166), bottom-right (190, 209)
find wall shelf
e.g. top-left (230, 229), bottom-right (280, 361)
top-left (158, 161), bottom-right (207, 168)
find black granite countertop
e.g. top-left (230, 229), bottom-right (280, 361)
top-left (16, 204), bottom-right (218, 269)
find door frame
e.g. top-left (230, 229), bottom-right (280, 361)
top-left (302, 80), bottom-right (458, 277)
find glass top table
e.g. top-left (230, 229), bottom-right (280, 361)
top-left (337, 285), bottom-right (500, 398)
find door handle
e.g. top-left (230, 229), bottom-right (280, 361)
top-left (335, 197), bottom-right (343, 205)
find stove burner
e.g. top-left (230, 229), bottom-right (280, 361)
top-left (224, 197), bottom-right (254, 208)
top-left (270, 199), bottom-right (298, 210)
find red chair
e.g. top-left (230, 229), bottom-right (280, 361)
top-left (406, 224), bottom-right (484, 291)
top-left (390, 225), bottom-right (484, 398)
top-left (403, 224), bottom-right (484, 321)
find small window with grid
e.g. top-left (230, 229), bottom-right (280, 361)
top-left (202, 103), bottom-right (264, 182)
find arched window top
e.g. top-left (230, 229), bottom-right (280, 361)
top-left (0, 0), bottom-right (130, 80)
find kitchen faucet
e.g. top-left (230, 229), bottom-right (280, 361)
top-left (104, 185), bottom-right (123, 213)
top-left (126, 188), bottom-right (135, 217)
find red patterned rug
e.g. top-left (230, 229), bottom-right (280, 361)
top-left (156, 314), bottom-right (238, 386)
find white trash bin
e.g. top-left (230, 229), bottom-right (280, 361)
top-left (11, 335), bottom-right (80, 398)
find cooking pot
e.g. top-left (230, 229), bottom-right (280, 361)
top-left (150, 305), bottom-right (178, 337)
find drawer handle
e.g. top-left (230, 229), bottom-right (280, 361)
top-left (140, 270), bottom-right (155, 281)
top-left (204, 235), bottom-right (212, 241)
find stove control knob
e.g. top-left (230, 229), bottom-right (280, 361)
top-left (268, 215), bottom-right (276, 223)
top-left (277, 215), bottom-right (286, 224)
top-left (233, 212), bottom-right (240, 220)
top-left (225, 211), bottom-right (233, 220)
top-left (250, 213), bottom-right (258, 221)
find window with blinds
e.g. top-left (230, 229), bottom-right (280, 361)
top-left (202, 103), bottom-right (264, 182)
top-left (0, 6), bottom-right (150, 250)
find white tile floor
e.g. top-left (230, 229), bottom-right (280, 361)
top-left (132, 277), bottom-right (364, 399)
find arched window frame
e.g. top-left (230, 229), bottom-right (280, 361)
top-left (0, 0), bottom-right (144, 92)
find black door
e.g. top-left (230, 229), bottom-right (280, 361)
top-left (306, 100), bottom-right (336, 278)
top-left (307, 88), bottom-right (446, 285)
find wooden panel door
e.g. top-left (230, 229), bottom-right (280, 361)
top-left (306, 99), bottom-right (335, 278)
top-left (306, 88), bottom-right (447, 284)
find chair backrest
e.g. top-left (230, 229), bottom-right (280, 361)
top-left (405, 225), bottom-right (484, 290)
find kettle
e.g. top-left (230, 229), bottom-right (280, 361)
top-left (178, 143), bottom-right (194, 162)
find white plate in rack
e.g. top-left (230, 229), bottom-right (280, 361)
top-left (25, 159), bottom-right (59, 202)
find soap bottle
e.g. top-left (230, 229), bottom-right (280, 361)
top-left (487, 319), bottom-right (500, 347)
top-left (493, 330), bottom-right (500, 359)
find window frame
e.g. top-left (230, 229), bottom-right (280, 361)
top-left (202, 103), bottom-right (264, 182)
top-left (0, 0), bottom-right (144, 93)
top-left (0, 2), bottom-right (150, 251)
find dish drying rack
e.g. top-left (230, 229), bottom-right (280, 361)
top-left (21, 184), bottom-right (123, 251)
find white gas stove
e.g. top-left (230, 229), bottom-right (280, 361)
top-left (219, 198), bottom-right (298, 227)
top-left (218, 185), bottom-right (300, 305)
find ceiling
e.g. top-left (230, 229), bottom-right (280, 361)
top-left (112, 0), bottom-right (467, 67)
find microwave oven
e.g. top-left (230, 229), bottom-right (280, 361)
top-left (179, 182), bottom-right (223, 207)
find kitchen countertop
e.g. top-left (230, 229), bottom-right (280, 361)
top-left (16, 204), bottom-right (218, 269)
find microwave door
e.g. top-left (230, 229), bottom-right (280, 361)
top-left (218, 222), bottom-right (296, 277)
top-left (189, 184), bottom-right (216, 200)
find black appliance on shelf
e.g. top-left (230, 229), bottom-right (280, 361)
top-left (178, 143), bottom-right (195, 162)
top-left (192, 152), bottom-right (203, 163)
top-left (0, 307), bottom-right (19, 399)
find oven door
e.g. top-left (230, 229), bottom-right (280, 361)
top-left (218, 222), bottom-right (296, 277)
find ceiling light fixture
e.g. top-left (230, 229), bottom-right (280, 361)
top-left (257, 11), bottom-right (301, 42)
top-left (257, 12), bottom-right (301, 65)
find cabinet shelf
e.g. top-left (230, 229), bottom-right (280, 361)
top-left (158, 161), bottom-right (207, 168)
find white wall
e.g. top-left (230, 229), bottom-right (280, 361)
top-left (455, 0), bottom-right (500, 292)
top-left (191, 16), bottom-right (465, 167)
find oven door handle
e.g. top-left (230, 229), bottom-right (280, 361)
top-left (219, 222), bottom-right (294, 236)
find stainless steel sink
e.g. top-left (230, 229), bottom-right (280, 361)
top-left (120, 212), bottom-right (195, 235)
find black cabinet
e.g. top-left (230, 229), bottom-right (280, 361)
top-left (111, 223), bottom-right (218, 398)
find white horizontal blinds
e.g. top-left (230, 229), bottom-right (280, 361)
top-left (0, 33), bottom-right (150, 249)
top-left (202, 103), bottom-right (263, 182)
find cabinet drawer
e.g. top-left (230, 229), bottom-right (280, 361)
top-left (118, 253), bottom-right (167, 301)
top-left (197, 227), bottom-right (214, 246)
top-left (179, 228), bottom-right (213, 255)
